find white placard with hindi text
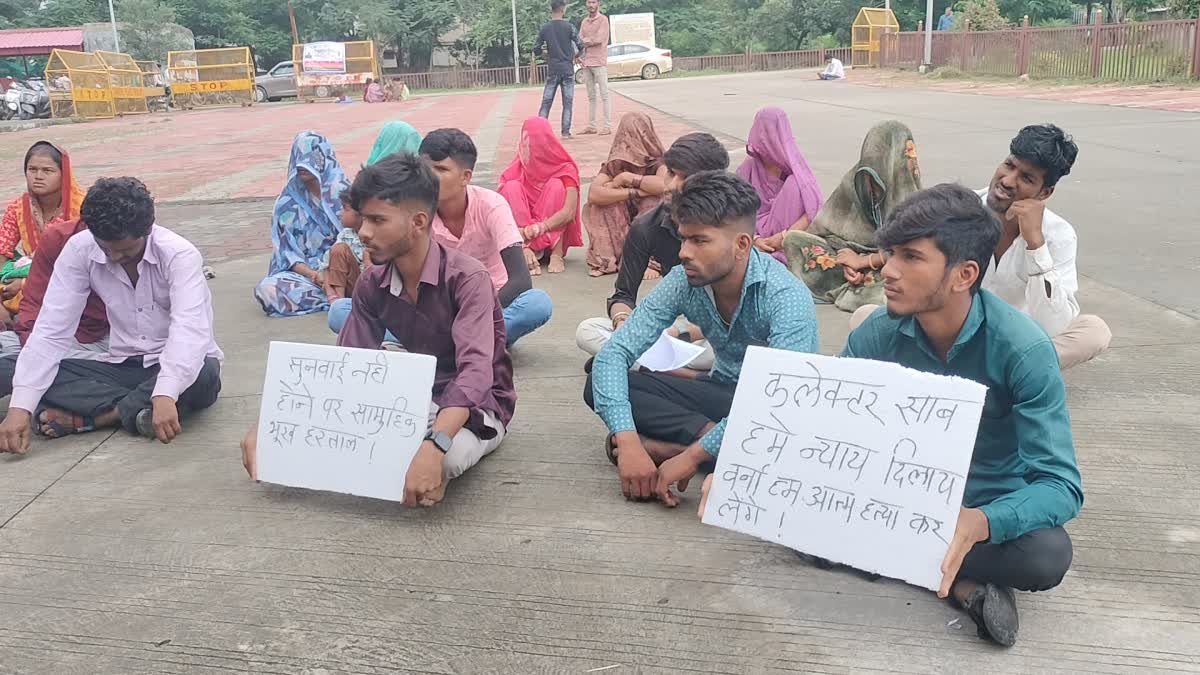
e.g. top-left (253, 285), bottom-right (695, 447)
top-left (701, 347), bottom-right (987, 591)
top-left (255, 341), bottom-right (436, 502)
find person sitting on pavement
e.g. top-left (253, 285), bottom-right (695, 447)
top-left (0, 141), bottom-right (86, 322)
top-left (818, 54), bottom-right (846, 80)
top-left (584, 112), bottom-right (670, 277)
top-left (243, 154), bottom-right (516, 507)
top-left (584, 171), bottom-right (818, 504)
top-left (830, 183), bottom-right (1081, 646)
top-left (784, 120), bottom-right (922, 312)
top-left (497, 116), bottom-right (583, 276)
top-left (420, 128), bottom-right (553, 346)
top-left (254, 131), bottom-right (350, 317)
top-left (848, 123), bottom-right (1111, 370)
top-left (0, 177), bottom-right (223, 452)
top-left (737, 107), bottom-right (825, 264)
top-left (0, 216), bottom-right (111, 397)
top-left (322, 192), bottom-right (367, 304)
top-left (363, 78), bottom-right (385, 103)
top-left (575, 132), bottom-right (730, 373)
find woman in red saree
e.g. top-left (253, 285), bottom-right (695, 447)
top-left (0, 141), bottom-right (85, 322)
top-left (497, 116), bottom-right (582, 275)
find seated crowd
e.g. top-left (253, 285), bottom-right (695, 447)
top-left (0, 106), bottom-right (1106, 648)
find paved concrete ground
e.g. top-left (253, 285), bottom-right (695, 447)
top-left (1, 73), bottom-right (1197, 673)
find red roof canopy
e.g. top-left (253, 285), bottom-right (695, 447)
top-left (0, 27), bottom-right (85, 57)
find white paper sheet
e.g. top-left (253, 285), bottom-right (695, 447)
top-left (701, 347), bottom-right (987, 591)
top-left (255, 341), bottom-right (437, 502)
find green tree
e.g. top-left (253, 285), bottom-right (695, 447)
top-left (119, 0), bottom-right (179, 62)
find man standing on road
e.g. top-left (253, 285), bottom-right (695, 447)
top-left (535, 0), bottom-right (585, 139)
top-left (577, 0), bottom-right (612, 135)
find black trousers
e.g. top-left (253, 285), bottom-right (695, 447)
top-left (39, 356), bottom-right (222, 433)
top-left (584, 369), bottom-right (736, 447)
top-left (0, 354), bottom-right (15, 399)
top-left (958, 526), bottom-right (1073, 592)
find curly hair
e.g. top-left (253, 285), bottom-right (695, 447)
top-left (1010, 124), bottom-right (1078, 189)
top-left (81, 177), bottom-right (155, 241)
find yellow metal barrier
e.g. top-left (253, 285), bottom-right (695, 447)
top-left (167, 47), bottom-right (254, 109)
top-left (292, 40), bottom-right (380, 101)
top-left (852, 7), bottom-right (900, 67)
top-left (96, 50), bottom-right (149, 115)
top-left (136, 60), bottom-right (168, 112)
top-left (45, 49), bottom-right (115, 119)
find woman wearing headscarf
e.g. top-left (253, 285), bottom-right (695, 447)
top-left (0, 141), bottom-right (85, 321)
top-left (736, 107), bottom-right (825, 264)
top-left (583, 112), bottom-right (668, 277)
top-left (498, 116), bottom-right (582, 276)
top-left (322, 121), bottom-right (424, 302)
top-left (363, 78), bottom-right (385, 103)
top-left (254, 131), bottom-right (350, 317)
top-left (782, 120), bottom-right (922, 312)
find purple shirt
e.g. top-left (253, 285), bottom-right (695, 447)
top-left (337, 240), bottom-right (516, 436)
top-left (11, 224), bottom-right (224, 413)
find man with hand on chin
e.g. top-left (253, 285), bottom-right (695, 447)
top-left (242, 154), bottom-right (516, 507)
top-left (584, 171), bottom-right (817, 505)
top-left (734, 184), bottom-right (1079, 646)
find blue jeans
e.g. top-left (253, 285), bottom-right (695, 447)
top-left (539, 72), bottom-right (575, 136)
top-left (328, 289), bottom-right (552, 347)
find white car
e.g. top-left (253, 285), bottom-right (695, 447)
top-left (575, 43), bottom-right (673, 83)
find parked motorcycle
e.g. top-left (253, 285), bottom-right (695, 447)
top-left (3, 79), bottom-right (50, 121)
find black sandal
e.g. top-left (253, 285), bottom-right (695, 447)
top-left (604, 432), bottom-right (618, 465)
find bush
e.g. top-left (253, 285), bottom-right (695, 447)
top-left (928, 65), bottom-right (967, 79)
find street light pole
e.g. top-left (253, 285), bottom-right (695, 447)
top-left (107, 0), bottom-right (120, 52)
top-left (511, 0), bottom-right (521, 83)
top-left (923, 0), bottom-right (934, 67)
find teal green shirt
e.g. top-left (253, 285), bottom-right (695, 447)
top-left (842, 290), bottom-right (1083, 544)
top-left (592, 249), bottom-right (818, 455)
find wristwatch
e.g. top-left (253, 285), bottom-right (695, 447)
top-left (425, 430), bottom-right (452, 454)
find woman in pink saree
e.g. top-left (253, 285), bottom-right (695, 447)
top-left (736, 106), bottom-right (824, 263)
top-left (497, 116), bottom-right (583, 275)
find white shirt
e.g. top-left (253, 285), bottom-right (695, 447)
top-left (823, 58), bottom-right (845, 79)
top-left (976, 189), bottom-right (1080, 337)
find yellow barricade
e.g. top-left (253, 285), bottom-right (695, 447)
top-left (96, 50), bottom-right (149, 115)
top-left (167, 47), bottom-right (254, 109)
top-left (292, 40), bottom-right (380, 101)
top-left (45, 49), bottom-right (115, 119)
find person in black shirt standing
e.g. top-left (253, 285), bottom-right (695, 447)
top-left (575, 132), bottom-right (730, 371)
top-left (534, 0), bottom-right (585, 139)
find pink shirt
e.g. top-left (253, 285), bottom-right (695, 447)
top-left (10, 224), bottom-right (224, 413)
top-left (431, 185), bottom-right (522, 291)
top-left (579, 14), bottom-right (610, 67)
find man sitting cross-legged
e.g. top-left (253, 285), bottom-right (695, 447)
top-left (0, 177), bottom-right (223, 452)
top-left (243, 154), bottom-right (517, 507)
top-left (584, 171), bottom-right (818, 504)
top-left (575, 132), bottom-right (730, 373)
top-left (768, 184), bottom-right (1080, 646)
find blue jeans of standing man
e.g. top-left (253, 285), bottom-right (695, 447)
top-left (539, 72), bottom-right (575, 136)
top-left (328, 288), bottom-right (553, 347)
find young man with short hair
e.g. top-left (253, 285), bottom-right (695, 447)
top-left (423, 128), bottom-right (553, 345)
top-left (585, 171), bottom-right (818, 506)
top-left (535, 0), bottom-right (585, 139)
top-left (818, 54), bottom-right (845, 80)
top-left (243, 154), bottom-right (516, 507)
top-left (575, 132), bottom-right (730, 366)
top-left (0, 177), bottom-right (223, 452)
top-left (842, 184), bottom-right (1081, 646)
top-left (577, 0), bottom-right (612, 135)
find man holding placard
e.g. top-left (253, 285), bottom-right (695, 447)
top-left (242, 153), bottom-right (516, 507)
top-left (841, 184), bottom-right (1082, 646)
top-left (585, 171), bottom-right (818, 504)
top-left (0, 177), bottom-right (223, 451)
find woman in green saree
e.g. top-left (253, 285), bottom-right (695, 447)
top-left (782, 120), bottom-right (922, 312)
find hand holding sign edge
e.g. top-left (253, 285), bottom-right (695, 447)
top-left (938, 506), bottom-right (991, 598)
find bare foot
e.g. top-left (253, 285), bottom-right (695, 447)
top-left (418, 482), bottom-right (447, 507)
top-left (523, 246), bottom-right (538, 269)
top-left (547, 254), bottom-right (566, 274)
top-left (641, 435), bottom-right (687, 465)
top-left (642, 267), bottom-right (661, 280)
top-left (588, 268), bottom-right (607, 278)
top-left (529, 261), bottom-right (543, 276)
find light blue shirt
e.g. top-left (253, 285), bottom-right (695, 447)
top-left (592, 249), bottom-right (818, 455)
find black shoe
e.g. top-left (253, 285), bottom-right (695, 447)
top-left (959, 582), bottom-right (1019, 647)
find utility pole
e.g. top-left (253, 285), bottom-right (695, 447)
top-left (923, 0), bottom-right (934, 68)
top-left (288, 0), bottom-right (301, 45)
top-left (511, 0), bottom-right (521, 83)
top-left (107, 0), bottom-right (120, 52)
